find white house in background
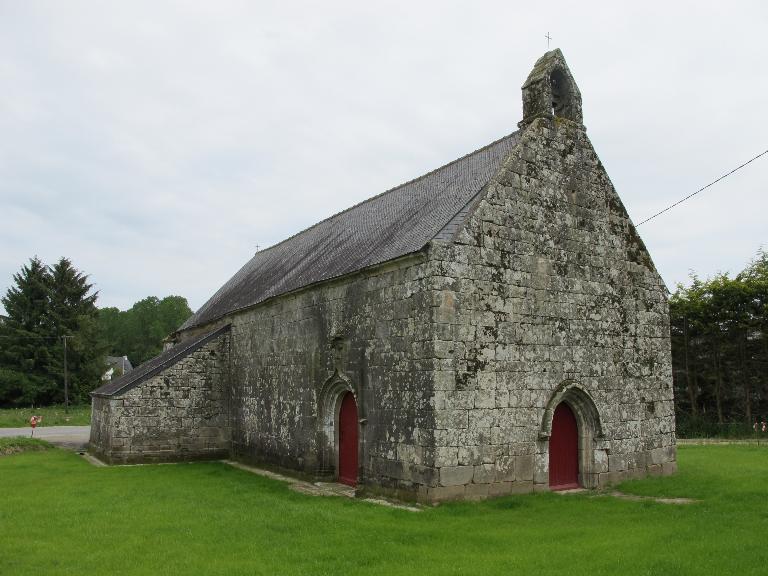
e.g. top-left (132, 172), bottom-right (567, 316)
top-left (102, 355), bottom-right (134, 381)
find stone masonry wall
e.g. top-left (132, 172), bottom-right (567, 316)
top-left (227, 255), bottom-right (439, 498)
top-left (422, 116), bottom-right (676, 500)
top-left (90, 332), bottom-right (231, 464)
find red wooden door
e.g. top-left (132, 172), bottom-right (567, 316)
top-left (338, 392), bottom-right (358, 486)
top-left (549, 402), bottom-right (579, 490)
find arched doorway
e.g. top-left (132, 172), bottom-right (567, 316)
top-left (549, 402), bottom-right (579, 490)
top-left (337, 391), bottom-right (358, 486)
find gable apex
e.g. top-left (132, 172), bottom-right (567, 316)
top-left (519, 49), bottom-right (583, 128)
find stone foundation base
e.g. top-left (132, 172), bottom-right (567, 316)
top-left (88, 446), bottom-right (230, 466)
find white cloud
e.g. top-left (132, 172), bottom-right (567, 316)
top-left (1, 0), bottom-right (766, 313)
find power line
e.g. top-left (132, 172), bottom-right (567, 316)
top-left (636, 148), bottom-right (768, 226)
top-left (0, 335), bottom-right (69, 340)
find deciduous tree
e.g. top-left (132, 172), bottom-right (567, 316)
top-left (98, 295), bottom-right (192, 366)
top-left (671, 248), bottom-right (768, 436)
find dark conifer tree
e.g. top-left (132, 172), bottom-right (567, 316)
top-left (0, 257), bottom-right (107, 406)
top-left (48, 258), bottom-right (106, 403)
top-left (0, 257), bottom-right (56, 405)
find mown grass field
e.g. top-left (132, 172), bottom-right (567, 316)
top-left (0, 404), bottom-right (91, 427)
top-left (1, 445), bottom-right (767, 575)
top-left (0, 436), bottom-right (53, 455)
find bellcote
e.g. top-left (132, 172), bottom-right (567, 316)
top-left (518, 49), bottom-right (583, 128)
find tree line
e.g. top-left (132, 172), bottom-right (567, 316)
top-left (99, 295), bottom-right (191, 368)
top-left (2, 251), bottom-right (766, 435)
top-left (670, 249), bottom-right (768, 436)
top-left (0, 257), bottom-right (191, 407)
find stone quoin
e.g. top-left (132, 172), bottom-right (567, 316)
top-left (90, 49), bottom-right (677, 502)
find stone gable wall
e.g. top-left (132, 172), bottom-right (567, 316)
top-left (422, 117), bottom-right (676, 500)
top-left (90, 332), bottom-right (231, 464)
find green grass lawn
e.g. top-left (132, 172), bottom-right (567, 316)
top-left (0, 404), bottom-right (91, 427)
top-left (0, 436), bottom-right (52, 455)
top-left (1, 445), bottom-right (767, 576)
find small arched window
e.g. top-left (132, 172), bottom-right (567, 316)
top-left (550, 68), bottom-right (571, 119)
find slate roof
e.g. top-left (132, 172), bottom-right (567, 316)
top-left (91, 324), bottom-right (231, 397)
top-left (181, 131), bottom-right (522, 330)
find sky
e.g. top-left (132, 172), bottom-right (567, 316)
top-left (1, 1), bottom-right (766, 314)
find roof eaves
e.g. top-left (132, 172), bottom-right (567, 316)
top-left (181, 249), bottom-right (428, 333)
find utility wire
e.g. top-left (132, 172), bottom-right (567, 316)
top-left (0, 335), bottom-right (67, 340)
top-left (636, 148), bottom-right (768, 226)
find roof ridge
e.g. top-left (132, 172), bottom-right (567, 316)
top-left (255, 130), bottom-right (520, 257)
top-left (430, 132), bottom-right (523, 243)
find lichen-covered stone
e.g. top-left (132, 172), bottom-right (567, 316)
top-left (90, 333), bottom-right (230, 464)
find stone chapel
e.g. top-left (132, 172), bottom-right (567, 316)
top-left (90, 49), bottom-right (677, 501)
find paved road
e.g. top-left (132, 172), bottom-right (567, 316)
top-left (0, 426), bottom-right (90, 451)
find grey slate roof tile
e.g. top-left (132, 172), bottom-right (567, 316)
top-left (182, 131), bottom-right (521, 330)
top-left (92, 324), bottom-right (231, 397)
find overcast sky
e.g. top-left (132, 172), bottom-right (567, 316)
top-left (1, 1), bottom-right (766, 314)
